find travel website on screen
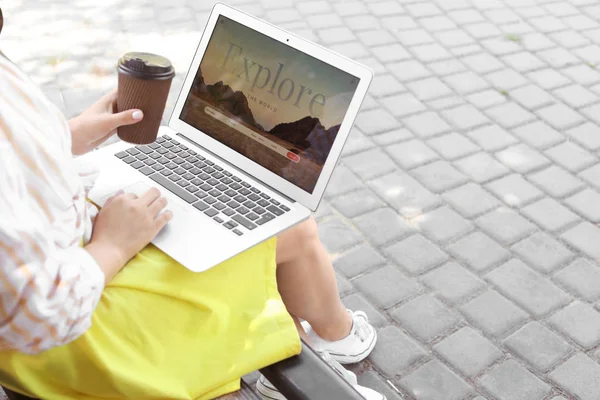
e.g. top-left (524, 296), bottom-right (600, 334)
top-left (180, 16), bottom-right (359, 193)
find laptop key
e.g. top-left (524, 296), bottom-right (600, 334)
top-left (196, 155), bottom-right (206, 161)
top-left (256, 213), bottom-right (275, 225)
top-left (223, 221), bottom-right (235, 229)
top-left (193, 201), bottom-right (209, 211)
top-left (174, 168), bottom-right (186, 175)
top-left (270, 199), bottom-right (280, 205)
top-left (248, 194), bottom-right (260, 202)
top-left (131, 160), bottom-right (144, 169)
top-left (246, 213), bottom-right (259, 221)
top-left (216, 184), bottom-right (228, 191)
top-left (212, 172), bottom-right (224, 179)
top-left (237, 206), bottom-right (249, 215)
top-left (221, 177), bottom-right (233, 185)
top-left (189, 167), bottom-right (202, 175)
top-left (267, 205), bottom-right (284, 216)
top-left (169, 175), bottom-right (181, 182)
top-left (223, 171), bottom-right (232, 177)
top-left (281, 205), bottom-right (291, 212)
top-left (126, 148), bottom-right (140, 156)
top-left (166, 162), bottom-right (178, 170)
top-left (173, 158), bottom-right (185, 165)
top-left (214, 202), bottom-right (226, 211)
top-left (253, 207), bottom-right (266, 215)
top-left (209, 189), bottom-right (221, 197)
top-left (232, 215), bottom-right (256, 230)
top-left (181, 163), bottom-right (194, 170)
top-left (139, 166), bottom-right (154, 176)
top-left (260, 193), bottom-right (270, 200)
top-left (179, 180), bottom-right (190, 187)
top-left (214, 216), bottom-right (224, 223)
top-left (223, 208), bottom-right (236, 216)
top-left (171, 147), bottom-right (182, 153)
top-left (205, 160), bottom-right (214, 166)
top-left (234, 195), bottom-right (246, 203)
top-left (116, 151), bottom-right (128, 159)
top-left (204, 208), bottom-right (219, 217)
top-left (136, 145), bottom-right (153, 154)
top-left (230, 182), bottom-right (242, 190)
top-left (162, 135), bottom-right (172, 140)
top-left (161, 169), bottom-right (173, 176)
top-left (191, 178), bottom-right (203, 186)
top-left (157, 148), bottom-right (168, 154)
top-left (179, 145), bottom-right (188, 150)
top-left (243, 201), bottom-right (256, 209)
top-left (163, 141), bottom-right (174, 148)
top-left (153, 164), bottom-right (165, 171)
top-left (204, 166), bottom-right (216, 174)
top-left (205, 196), bottom-right (217, 205)
top-left (197, 191), bottom-right (208, 199)
top-left (199, 173), bottom-right (210, 180)
top-left (149, 143), bottom-right (160, 149)
top-left (187, 185), bottom-right (199, 193)
top-left (239, 188), bottom-right (251, 196)
top-left (200, 183), bottom-right (212, 192)
top-left (188, 150), bottom-right (197, 156)
top-left (135, 153), bottom-right (148, 161)
top-left (233, 229), bottom-right (243, 236)
top-left (217, 195), bottom-right (230, 203)
top-left (158, 157), bottom-right (170, 164)
top-left (150, 174), bottom-right (198, 203)
top-left (187, 157), bottom-right (199, 163)
top-left (250, 188), bottom-right (260, 194)
top-left (156, 137), bottom-right (166, 143)
top-left (258, 199), bottom-right (270, 207)
top-left (150, 153), bottom-right (162, 159)
top-left (214, 165), bottom-right (223, 171)
top-left (183, 173), bottom-right (195, 181)
top-left (144, 158), bottom-right (157, 166)
top-left (232, 176), bottom-right (241, 182)
top-left (207, 178), bottom-right (219, 186)
top-left (123, 156), bottom-right (136, 164)
top-left (241, 181), bottom-right (250, 188)
top-left (225, 189), bottom-right (237, 197)
top-left (165, 153), bottom-right (177, 160)
top-left (227, 201), bottom-right (240, 209)
top-left (180, 151), bottom-right (191, 158)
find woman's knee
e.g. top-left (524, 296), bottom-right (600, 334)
top-left (277, 216), bottom-right (320, 264)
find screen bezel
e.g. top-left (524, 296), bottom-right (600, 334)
top-left (169, 3), bottom-right (373, 211)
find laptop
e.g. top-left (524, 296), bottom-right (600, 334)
top-left (84, 3), bottom-right (373, 272)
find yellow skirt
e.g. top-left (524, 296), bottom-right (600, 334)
top-left (0, 239), bottom-right (301, 399)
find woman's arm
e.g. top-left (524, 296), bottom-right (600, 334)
top-left (68, 89), bottom-right (143, 155)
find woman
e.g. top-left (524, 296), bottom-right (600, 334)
top-left (0, 8), bottom-right (385, 400)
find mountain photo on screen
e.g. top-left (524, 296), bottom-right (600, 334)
top-left (180, 16), bottom-right (359, 193)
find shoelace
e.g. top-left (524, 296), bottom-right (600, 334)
top-left (319, 351), bottom-right (358, 386)
top-left (352, 311), bottom-right (371, 342)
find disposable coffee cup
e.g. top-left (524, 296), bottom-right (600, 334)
top-left (117, 52), bottom-right (175, 144)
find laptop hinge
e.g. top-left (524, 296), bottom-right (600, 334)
top-left (176, 133), bottom-right (296, 203)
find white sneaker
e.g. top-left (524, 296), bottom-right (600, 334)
top-left (304, 310), bottom-right (377, 364)
top-left (255, 351), bottom-right (386, 400)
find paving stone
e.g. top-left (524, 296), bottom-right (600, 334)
top-left (464, 21), bottom-right (502, 39)
top-left (353, 208), bottom-right (415, 248)
top-left (314, 200), bottom-right (333, 221)
top-left (385, 140), bottom-right (438, 170)
top-left (512, 121), bottom-right (564, 150)
top-left (512, 231), bottom-right (575, 274)
top-left (481, 38), bottom-right (522, 56)
top-left (368, 171), bottom-right (441, 218)
top-left (461, 52), bottom-right (504, 74)
top-left (538, 47), bottom-right (580, 69)
top-left (334, 243), bottom-right (387, 278)
top-left (478, 359), bottom-right (551, 400)
top-left (355, 109), bottom-right (399, 135)
top-left (400, 360), bottom-right (472, 400)
top-left (357, 371), bottom-right (405, 400)
top-left (336, 272), bottom-right (353, 296)
top-left (422, 262), bottom-right (485, 304)
top-left (411, 161), bottom-right (469, 193)
top-left (318, 26), bottom-right (356, 44)
top-left (318, 217), bottom-right (363, 253)
top-left (527, 68), bottom-right (572, 90)
top-left (504, 322), bottom-right (573, 372)
top-left (460, 290), bottom-right (528, 337)
top-left (444, 71), bottom-right (490, 94)
top-left (562, 222), bottom-right (600, 260)
top-left (421, 15), bottom-right (458, 32)
top-left (371, 129), bottom-right (413, 146)
top-left (495, 144), bottom-right (551, 174)
top-left (405, 77), bottom-right (453, 102)
top-left (325, 165), bottom-right (363, 198)
top-left (411, 43), bottom-right (453, 63)
top-left (369, 74), bottom-right (405, 98)
top-left (486, 174), bottom-right (544, 207)
top-left (521, 198), bottom-right (580, 232)
top-left (382, 15), bottom-right (418, 32)
top-left (342, 293), bottom-right (388, 328)
top-left (449, 231), bottom-right (511, 273)
top-left (330, 42), bottom-right (370, 58)
top-left (502, 52), bottom-right (546, 72)
top-left (553, 84), bottom-right (599, 108)
top-left (381, 92), bottom-right (428, 118)
top-left (356, 29), bottom-right (397, 47)
top-left (545, 141), bottom-right (596, 172)
top-left (467, 89), bottom-right (508, 109)
top-left (343, 148), bottom-right (398, 181)
top-left (566, 122), bottom-right (600, 151)
top-left (562, 64), bottom-right (600, 85)
top-left (508, 85), bottom-right (554, 109)
top-left (487, 259), bottom-right (571, 317)
top-left (396, 28), bottom-right (435, 46)
top-left (391, 295), bottom-right (460, 342)
top-left (385, 234), bottom-right (448, 276)
top-left (455, 153), bottom-right (510, 183)
top-left (537, 103), bottom-right (585, 130)
top-left (449, 9), bottom-right (485, 24)
top-left (442, 104), bottom-right (490, 130)
top-left (428, 59), bottom-right (466, 76)
top-left (434, 327), bottom-right (502, 377)
top-left (549, 301), bottom-right (600, 349)
top-left (549, 353), bottom-right (600, 400)
top-left (427, 133), bottom-right (479, 161)
top-left (442, 182), bottom-right (500, 218)
top-left (485, 68), bottom-right (529, 90)
top-left (415, 206), bottom-right (473, 243)
top-left (554, 259), bottom-right (600, 302)
top-left (388, 60), bottom-right (431, 82)
top-left (427, 95), bottom-right (465, 110)
top-left (355, 265), bottom-right (420, 309)
top-left (528, 165), bottom-right (585, 198)
top-left (372, 44), bottom-right (412, 63)
top-left (565, 188), bottom-right (600, 222)
top-left (579, 163), bottom-right (600, 191)
top-left (403, 111), bottom-right (452, 138)
top-left (330, 188), bottom-right (386, 219)
top-left (306, 13), bottom-right (343, 28)
top-left (485, 102), bottom-right (537, 129)
top-left (466, 125), bottom-right (518, 152)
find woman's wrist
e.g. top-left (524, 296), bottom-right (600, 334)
top-left (85, 240), bottom-right (127, 284)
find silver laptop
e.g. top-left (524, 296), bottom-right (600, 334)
top-left (84, 3), bottom-right (373, 272)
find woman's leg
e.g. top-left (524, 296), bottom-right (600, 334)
top-left (276, 217), bottom-right (352, 341)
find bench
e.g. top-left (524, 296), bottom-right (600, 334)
top-left (2, 340), bottom-right (363, 400)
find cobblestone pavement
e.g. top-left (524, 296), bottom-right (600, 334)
top-left (5, 0), bottom-right (600, 399)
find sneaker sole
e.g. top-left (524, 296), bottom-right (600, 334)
top-left (328, 329), bottom-right (378, 365)
top-left (256, 379), bottom-right (286, 400)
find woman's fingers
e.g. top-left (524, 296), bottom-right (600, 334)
top-left (139, 187), bottom-right (161, 206)
top-left (149, 196), bottom-right (168, 217)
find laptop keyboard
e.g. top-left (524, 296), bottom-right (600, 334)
top-left (114, 135), bottom-right (291, 236)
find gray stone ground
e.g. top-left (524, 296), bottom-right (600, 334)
top-left (4, 0), bottom-right (600, 399)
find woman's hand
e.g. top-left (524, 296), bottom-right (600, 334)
top-left (69, 89), bottom-right (143, 155)
top-left (86, 188), bottom-right (172, 283)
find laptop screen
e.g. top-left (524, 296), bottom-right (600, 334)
top-left (180, 15), bottom-right (360, 194)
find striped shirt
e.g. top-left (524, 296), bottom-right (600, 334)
top-left (0, 55), bottom-right (104, 354)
